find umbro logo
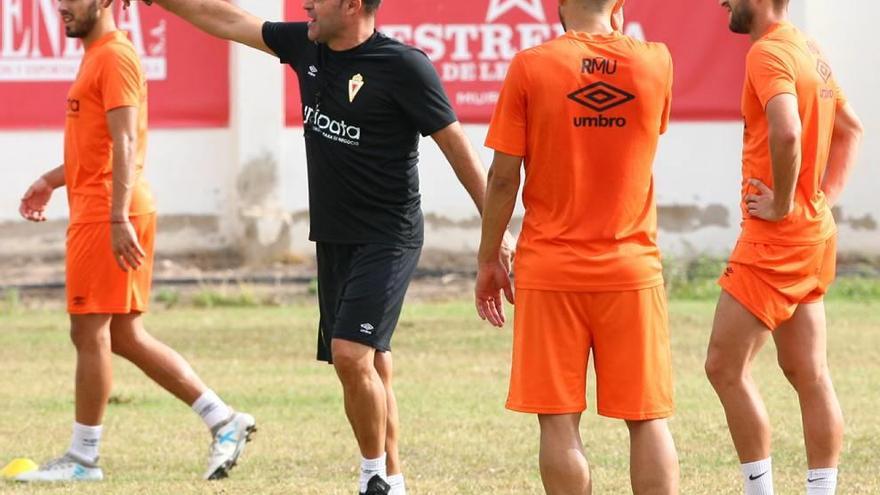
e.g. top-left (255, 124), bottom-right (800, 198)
top-left (568, 82), bottom-right (635, 112)
top-left (72, 296), bottom-right (86, 306)
top-left (308, 65), bottom-right (318, 77)
top-left (359, 323), bottom-right (375, 335)
top-left (816, 59), bottom-right (832, 83)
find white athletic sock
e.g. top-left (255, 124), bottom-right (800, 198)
top-left (68, 422), bottom-right (102, 465)
top-left (191, 390), bottom-right (233, 432)
top-left (359, 454), bottom-right (387, 493)
top-left (741, 457), bottom-right (774, 495)
top-left (806, 467), bottom-right (838, 494)
top-left (388, 473), bottom-right (406, 495)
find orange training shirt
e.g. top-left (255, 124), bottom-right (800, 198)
top-left (486, 31), bottom-right (673, 291)
top-left (739, 21), bottom-right (844, 245)
top-left (65, 30), bottom-right (154, 225)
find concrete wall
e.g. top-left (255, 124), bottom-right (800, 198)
top-left (1, 0), bottom-right (877, 263)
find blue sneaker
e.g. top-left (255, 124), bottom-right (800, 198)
top-left (14, 454), bottom-right (103, 482)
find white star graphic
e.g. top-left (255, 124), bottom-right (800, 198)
top-left (486, 0), bottom-right (547, 23)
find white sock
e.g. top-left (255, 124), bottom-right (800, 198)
top-left (388, 473), bottom-right (406, 495)
top-left (806, 467), bottom-right (838, 494)
top-left (68, 422), bottom-right (102, 465)
top-left (741, 457), bottom-right (774, 495)
top-left (191, 390), bottom-right (233, 432)
top-left (359, 454), bottom-right (387, 493)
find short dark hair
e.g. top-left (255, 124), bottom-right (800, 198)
top-left (363, 0), bottom-right (381, 14)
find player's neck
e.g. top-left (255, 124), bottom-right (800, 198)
top-left (82, 15), bottom-right (117, 50)
top-left (749, 10), bottom-right (788, 42)
top-left (564, 14), bottom-right (614, 36)
top-left (327, 18), bottom-right (375, 51)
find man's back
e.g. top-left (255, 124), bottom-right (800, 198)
top-left (486, 31), bottom-right (673, 291)
top-left (740, 22), bottom-right (844, 245)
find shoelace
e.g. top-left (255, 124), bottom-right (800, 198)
top-left (41, 456), bottom-right (75, 471)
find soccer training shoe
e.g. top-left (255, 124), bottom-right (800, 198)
top-left (14, 454), bottom-right (103, 482)
top-left (203, 411), bottom-right (257, 480)
top-left (361, 474), bottom-right (391, 495)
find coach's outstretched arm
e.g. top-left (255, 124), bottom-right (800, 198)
top-left (102, 0), bottom-right (272, 54)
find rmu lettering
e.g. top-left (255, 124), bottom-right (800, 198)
top-left (582, 57), bottom-right (618, 75)
top-left (0, 0), bottom-right (147, 57)
top-left (574, 115), bottom-right (627, 128)
top-left (382, 23), bottom-right (645, 62)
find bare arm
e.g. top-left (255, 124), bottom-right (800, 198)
top-left (19, 165), bottom-right (65, 222)
top-left (40, 166), bottom-right (66, 189)
top-left (474, 151), bottom-right (522, 327)
top-left (107, 106), bottom-right (146, 271)
top-left (105, 0), bottom-right (272, 54)
top-left (478, 152), bottom-right (521, 265)
top-left (108, 107), bottom-right (138, 223)
top-left (431, 122), bottom-right (488, 214)
top-left (432, 122), bottom-right (516, 267)
top-left (822, 102), bottom-right (864, 206)
top-left (746, 93), bottom-right (802, 221)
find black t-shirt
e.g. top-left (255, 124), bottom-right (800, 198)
top-left (262, 22), bottom-right (457, 247)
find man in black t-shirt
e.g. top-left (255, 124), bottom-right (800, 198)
top-left (104, 0), bottom-right (513, 493)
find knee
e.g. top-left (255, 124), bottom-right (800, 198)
top-left (374, 355), bottom-right (393, 387)
top-left (778, 359), bottom-right (827, 390)
top-left (538, 414), bottom-right (580, 441)
top-left (704, 352), bottom-right (740, 390)
top-left (70, 327), bottom-right (111, 352)
top-left (332, 344), bottom-right (373, 382)
top-left (110, 331), bottom-right (142, 358)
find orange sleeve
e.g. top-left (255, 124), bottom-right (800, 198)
top-left (485, 53), bottom-right (528, 157)
top-left (98, 45), bottom-right (143, 112)
top-left (746, 42), bottom-right (797, 109)
top-left (660, 46), bottom-right (673, 135)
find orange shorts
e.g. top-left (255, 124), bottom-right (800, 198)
top-left (66, 213), bottom-right (156, 314)
top-left (507, 286), bottom-right (674, 419)
top-left (718, 235), bottom-right (837, 330)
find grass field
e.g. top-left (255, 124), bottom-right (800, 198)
top-left (1, 295), bottom-right (879, 494)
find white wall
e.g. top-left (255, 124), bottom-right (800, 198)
top-left (0, 129), bottom-right (233, 219)
top-left (2, 0), bottom-right (878, 257)
top-left (803, 0), bottom-right (880, 253)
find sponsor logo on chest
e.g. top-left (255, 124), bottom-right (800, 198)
top-left (303, 104), bottom-right (362, 146)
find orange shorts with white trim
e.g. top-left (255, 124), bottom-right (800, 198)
top-left (718, 235), bottom-right (837, 330)
top-left (507, 286), bottom-right (674, 420)
top-left (66, 213), bottom-right (156, 315)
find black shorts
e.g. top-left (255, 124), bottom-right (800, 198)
top-left (315, 242), bottom-right (421, 363)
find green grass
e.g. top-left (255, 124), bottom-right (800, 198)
top-left (1, 299), bottom-right (879, 494)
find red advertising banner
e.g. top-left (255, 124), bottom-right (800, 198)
top-left (284, 0), bottom-right (750, 125)
top-left (0, 1), bottom-right (229, 129)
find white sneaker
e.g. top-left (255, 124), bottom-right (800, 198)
top-left (14, 454), bottom-right (103, 483)
top-left (203, 412), bottom-right (256, 480)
